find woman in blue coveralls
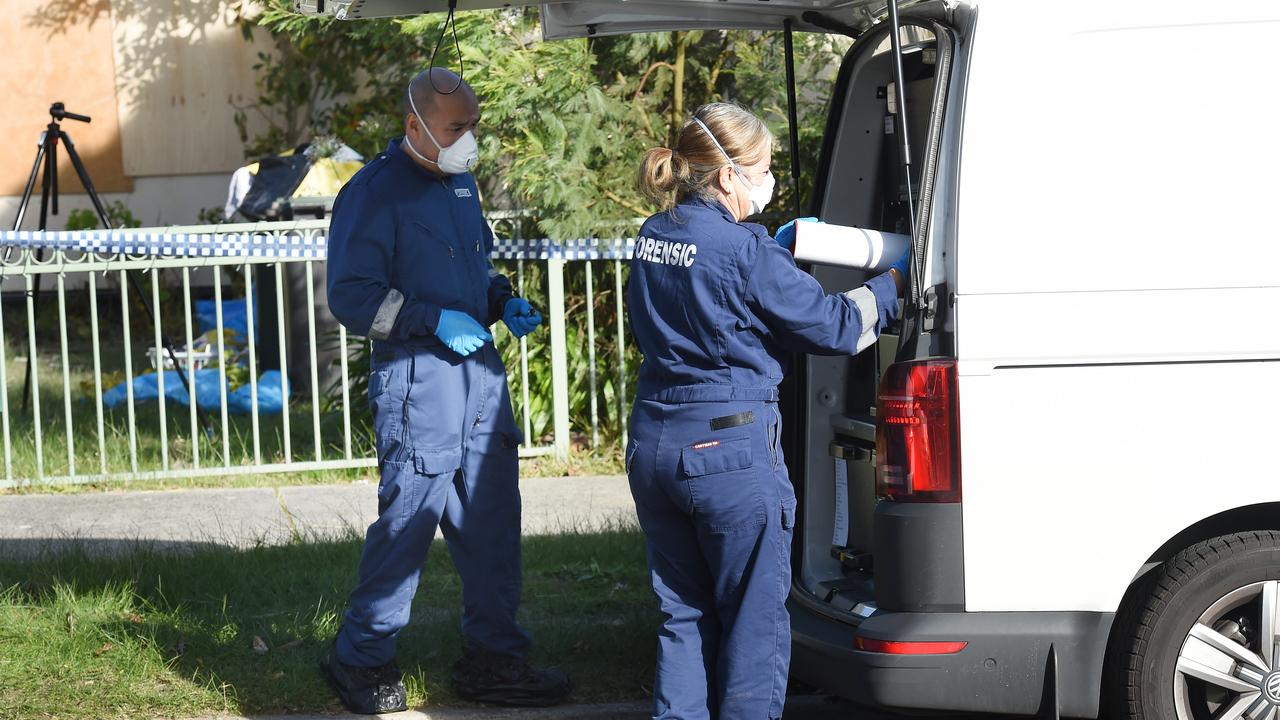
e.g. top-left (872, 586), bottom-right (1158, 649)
top-left (627, 102), bottom-right (907, 720)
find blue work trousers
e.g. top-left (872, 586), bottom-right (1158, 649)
top-left (336, 342), bottom-right (530, 668)
top-left (627, 398), bottom-right (796, 720)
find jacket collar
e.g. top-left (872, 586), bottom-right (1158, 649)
top-left (681, 196), bottom-right (737, 223)
top-left (386, 136), bottom-right (449, 183)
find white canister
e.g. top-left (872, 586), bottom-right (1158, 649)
top-left (792, 221), bottom-right (911, 273)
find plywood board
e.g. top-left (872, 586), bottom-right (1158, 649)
top-left (110, 0), bottom-right (274, 177)
top-left (1, 0), bottom-right (132, 197)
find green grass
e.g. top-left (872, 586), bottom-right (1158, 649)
top-left (0, 523), bottom-right (656, 719)
top-left (519, 447), bottom-right (625, 479)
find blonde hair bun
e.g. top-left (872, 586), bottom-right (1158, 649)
top-left (635, 103), bottom-right (773, 212)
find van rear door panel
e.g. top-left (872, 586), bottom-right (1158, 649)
top-left (955, 0), bottom-right (1280, 612)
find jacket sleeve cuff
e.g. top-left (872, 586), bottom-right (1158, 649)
top-left (381, 299), bottom-right (442, 341)
top-left (487, 266), bottom-right (515, 326)
top-left (421, 303), bottom-right (443, 337)
top-left (865, 271), bottom-right (902, 328)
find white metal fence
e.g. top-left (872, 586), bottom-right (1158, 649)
top-left (0, 220), bottom-right (635, 489)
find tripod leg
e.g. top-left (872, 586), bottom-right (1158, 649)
top-left (20, 247), bottom-right (44, 414)
top-left (50, 138), bottom-right (59, 217)
top-left (38, 134), bottom-right (53, 233)
top-left (62, 132), bottom-right (111, 229)
top-left (66, 130), bottom-right (215, 438)
top-left (21, 134), bottom-right (57, 413)
top-left (69, 127), bottom-right (215, 436)
top-left (67, 131), bottom-right (215, 438)
top-left (7, 141), bottom-right (44, 412)
top-left (10, 135), bottom-right (47, 231)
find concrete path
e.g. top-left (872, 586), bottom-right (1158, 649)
top-left (0, 475), bottom-right (636, 558)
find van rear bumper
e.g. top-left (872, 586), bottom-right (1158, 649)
top-left (788, 597), bottom-right (1114, 718)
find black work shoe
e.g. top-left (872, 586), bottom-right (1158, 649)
top-left (449, 648), bottom-right (573, 707)
top-left (321, 645), bottom-right (409, 715)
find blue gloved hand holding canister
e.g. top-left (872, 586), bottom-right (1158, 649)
top-left (773, 217), bottom-right (820, 251)
top-left (435, 309), bottom-right (493, 356)
top-left (890, 246), bottom-right (911, 280)
top-left (503, 297), bottom-right (543, 339)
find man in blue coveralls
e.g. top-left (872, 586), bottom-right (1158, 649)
top-left (322, 68), bottom-right (573, 714)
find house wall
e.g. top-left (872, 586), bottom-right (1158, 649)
top-left (3, 0), bottom-right (275, 231)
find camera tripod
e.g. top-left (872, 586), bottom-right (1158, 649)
top-left (12, 103), bottom-right (111, 237)
top-left (11, 103), bottom-right (208, 436)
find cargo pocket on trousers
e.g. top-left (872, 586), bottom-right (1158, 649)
top-left (781, 497), bottom-right (797, 532)
top-left (403, 448), bottom-right (463, 523)
top-left (682, 436), bottom-right (767, 533)
top-left (413, 449), bottom-right (463, 478)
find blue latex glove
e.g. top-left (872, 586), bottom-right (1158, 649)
top-left (890, 246), bottom-right (911, 280)
top-left (434, 309), bottom-right (492, 356)
top-left (774, 217), bottom-right (820, 250)
top-left (503, 297), bottom-right (543, 339)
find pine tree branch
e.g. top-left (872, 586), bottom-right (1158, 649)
top-left (604, 190), bottom-right (649, 218)
top-left (632, 61), bottom-right (675, 103)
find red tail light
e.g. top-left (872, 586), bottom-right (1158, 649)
top-left (876, 358), bottom-right (961, 502)
top-left (854, 637), bottom-right (968, 655)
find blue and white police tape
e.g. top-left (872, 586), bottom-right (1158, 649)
top-left (0, 230), bottom-right (637, 262)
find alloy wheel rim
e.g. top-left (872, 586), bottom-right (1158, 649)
top-left (1175, 581), bottom-right (1280, 720)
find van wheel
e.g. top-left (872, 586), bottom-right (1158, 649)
top-left (1107, 531), bottom-right (1280, 720)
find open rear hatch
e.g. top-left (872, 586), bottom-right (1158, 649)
top-left (292, 0), bottom-right (930, 38)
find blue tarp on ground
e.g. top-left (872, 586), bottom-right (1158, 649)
top-left (195, 296), bottom-right (254, 343)
top-left (101, 369), bottom-right (287, 415)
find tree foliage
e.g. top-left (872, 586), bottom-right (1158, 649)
top-left (240, 2), bottom-right (850, 238)
top-left (232, 1), bottom-right (426, 159)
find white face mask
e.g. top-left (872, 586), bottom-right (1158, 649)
top-left (691, 116), bottom-right (774, 216)
top-left (736, 166), bottom-right (776, 217)
top-left (405, 86), bottom-right (479, 175)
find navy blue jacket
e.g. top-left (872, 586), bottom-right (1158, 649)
top-left (327, 138), bottom-right (513, 348)
top-left (628, 198), bottom-right (900, 403)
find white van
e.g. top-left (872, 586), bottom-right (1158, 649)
top-left (299, 0), bottom-right (1280, 716)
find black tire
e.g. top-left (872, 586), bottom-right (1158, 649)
top-left (1105, 530), bottom-right (1280, 720)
